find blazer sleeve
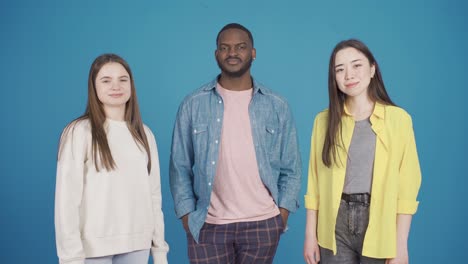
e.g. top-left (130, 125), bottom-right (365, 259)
top-left (397, 114), bottom-right (422, 214)
top-left (304, 115), bottom-right (321, 210)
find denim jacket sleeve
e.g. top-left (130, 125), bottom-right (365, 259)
top-left (277, 101), bottom-right (302, 213)
top-left (169, 101), bottom-right (196, 218)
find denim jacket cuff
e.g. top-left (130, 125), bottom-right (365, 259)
top-left (278, 198), bottom-right (299, 213)
top-left (175, 199), bottom-right (196, 218)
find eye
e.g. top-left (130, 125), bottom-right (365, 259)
top-left (102, 80), bottom-right (111, 83)
top-left (237, 45), bottom-right (246, 51)
top-left (335, 68), bottom-right (344, 73)
top-left (218, 46), bottom-right (228, 52)
top-left (353, 64), bottom-right (362, 68)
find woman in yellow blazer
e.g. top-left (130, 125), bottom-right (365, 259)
top-left (303, 39), bottom-right (421, 264)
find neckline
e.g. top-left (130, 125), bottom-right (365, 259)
top-left (217, 83), bottom-right (253, 95)
top-left (106, 118), bottom-right (127, 128)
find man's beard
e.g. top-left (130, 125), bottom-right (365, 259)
top-left (216, 56), bottom-right (253, 78)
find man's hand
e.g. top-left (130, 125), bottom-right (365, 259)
top-left (279, 208), bottom-right (289, 231)
top-left (182, 214), bottom-right (190, 233)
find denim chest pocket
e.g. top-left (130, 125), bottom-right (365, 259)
top-left (192, 125), bottom-right (207, 135)
top-left (264, 125), bottom-right (280, 154)
top-left (192, 124), bottom-right (208, 155)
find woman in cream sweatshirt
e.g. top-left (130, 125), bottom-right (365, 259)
top-left (55, 54), bottom-right (169, 264)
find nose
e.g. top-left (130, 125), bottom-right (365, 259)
top-left (344, 67), bottom-right (353, 80)
top-left (228, 47), bottom-right (238, 57)
top-left (111, 80), bottom-right (121, 90)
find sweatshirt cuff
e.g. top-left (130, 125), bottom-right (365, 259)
top-left (304, 194), bottom-right (319, 210)
top-left (151, 248), bottom-right (168, 264)
top-left (60, 259), bottom-right (85, 264)
top-left (397, 199), bottom-right (419, 214)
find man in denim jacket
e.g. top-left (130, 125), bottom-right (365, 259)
top-left (170, 23), bottom-right (302, 263)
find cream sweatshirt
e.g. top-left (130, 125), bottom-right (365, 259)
top-left (55, 119), bottom-right (169, 264)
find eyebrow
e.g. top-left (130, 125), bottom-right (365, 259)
top-left (219, 42), bottom-right (247, 47)
top-left (99, 75), bottom-right (129, 80)
top-left (334, 59), bottom-right (362, 68)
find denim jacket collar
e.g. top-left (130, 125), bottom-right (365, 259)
top-left (202, 75), bottom-right (265, 95)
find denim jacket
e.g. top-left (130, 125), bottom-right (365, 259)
top-left (169, 76), bottom-right (302, 242)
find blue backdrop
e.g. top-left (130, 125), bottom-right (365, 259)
top-left (1, 0), bottom-right (466, 263)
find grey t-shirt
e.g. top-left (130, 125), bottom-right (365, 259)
top-left (343, 118), bottom-right (376, 194)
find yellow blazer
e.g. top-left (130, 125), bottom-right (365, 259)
top-left (305, 102), bottom-right (422, 258)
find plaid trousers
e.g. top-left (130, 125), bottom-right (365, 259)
top-left (187, 214), bottom-right (284, 264)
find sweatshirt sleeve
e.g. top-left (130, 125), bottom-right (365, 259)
top-left (54, 122), bottom-right (88, 264)
top-left (145, 127), bottom-right (170, 264)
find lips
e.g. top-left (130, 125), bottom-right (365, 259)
top-left (345, 82), bottom-right (359, 88)
top-left (109, 93), bottom-right (124, 98)
top-left (226, 57), bottom-right (241, 65)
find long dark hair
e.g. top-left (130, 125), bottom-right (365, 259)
top-left (322, 39), bottom-right (395, 167)
top-left (59, 54), bottom-right (151, 173)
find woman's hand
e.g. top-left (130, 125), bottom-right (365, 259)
top-left (387, 214), bottom-right (412, 264)
top-left (303, 235), bottom-right (320, 264)
top-left (304, 209), bottom-right (320, 264)
top-left (386, 249), bottom-right (408, 264)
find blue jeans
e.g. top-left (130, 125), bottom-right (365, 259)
top-left (319, 199), bottom-right (385, 264)
top-left (85, 249), bottom-right (150, 264)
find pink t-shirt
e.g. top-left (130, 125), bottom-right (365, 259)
top-left (205, 84), bottom-right (279, 224)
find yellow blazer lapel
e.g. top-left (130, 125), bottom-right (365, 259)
top-left (331, 113), bottom-right (354, 207)
top-left (370, 103), bottom-right (389, 152)
top-left (370, 103), bottom-right (389, 195)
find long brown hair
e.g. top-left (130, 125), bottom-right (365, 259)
top-left (322, 39), bottom-right (395, 167)
top-left (60, 54), bottom-right (151, 173)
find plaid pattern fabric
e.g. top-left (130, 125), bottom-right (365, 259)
top-left (187, 214), bottom-right (283, 264)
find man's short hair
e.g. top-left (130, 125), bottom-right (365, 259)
top-left (216, 23), bottom-right (254, 47)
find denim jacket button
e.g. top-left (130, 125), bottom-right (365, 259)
top-left (215, 140), bottom-right (219, 144)
top-left (217, 118), bottom-right (221, 122)
top-left (211, 161), bottom-right (215, 165)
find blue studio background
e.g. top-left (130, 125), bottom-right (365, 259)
top-left (1, 0), bottom-right (466, 263)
